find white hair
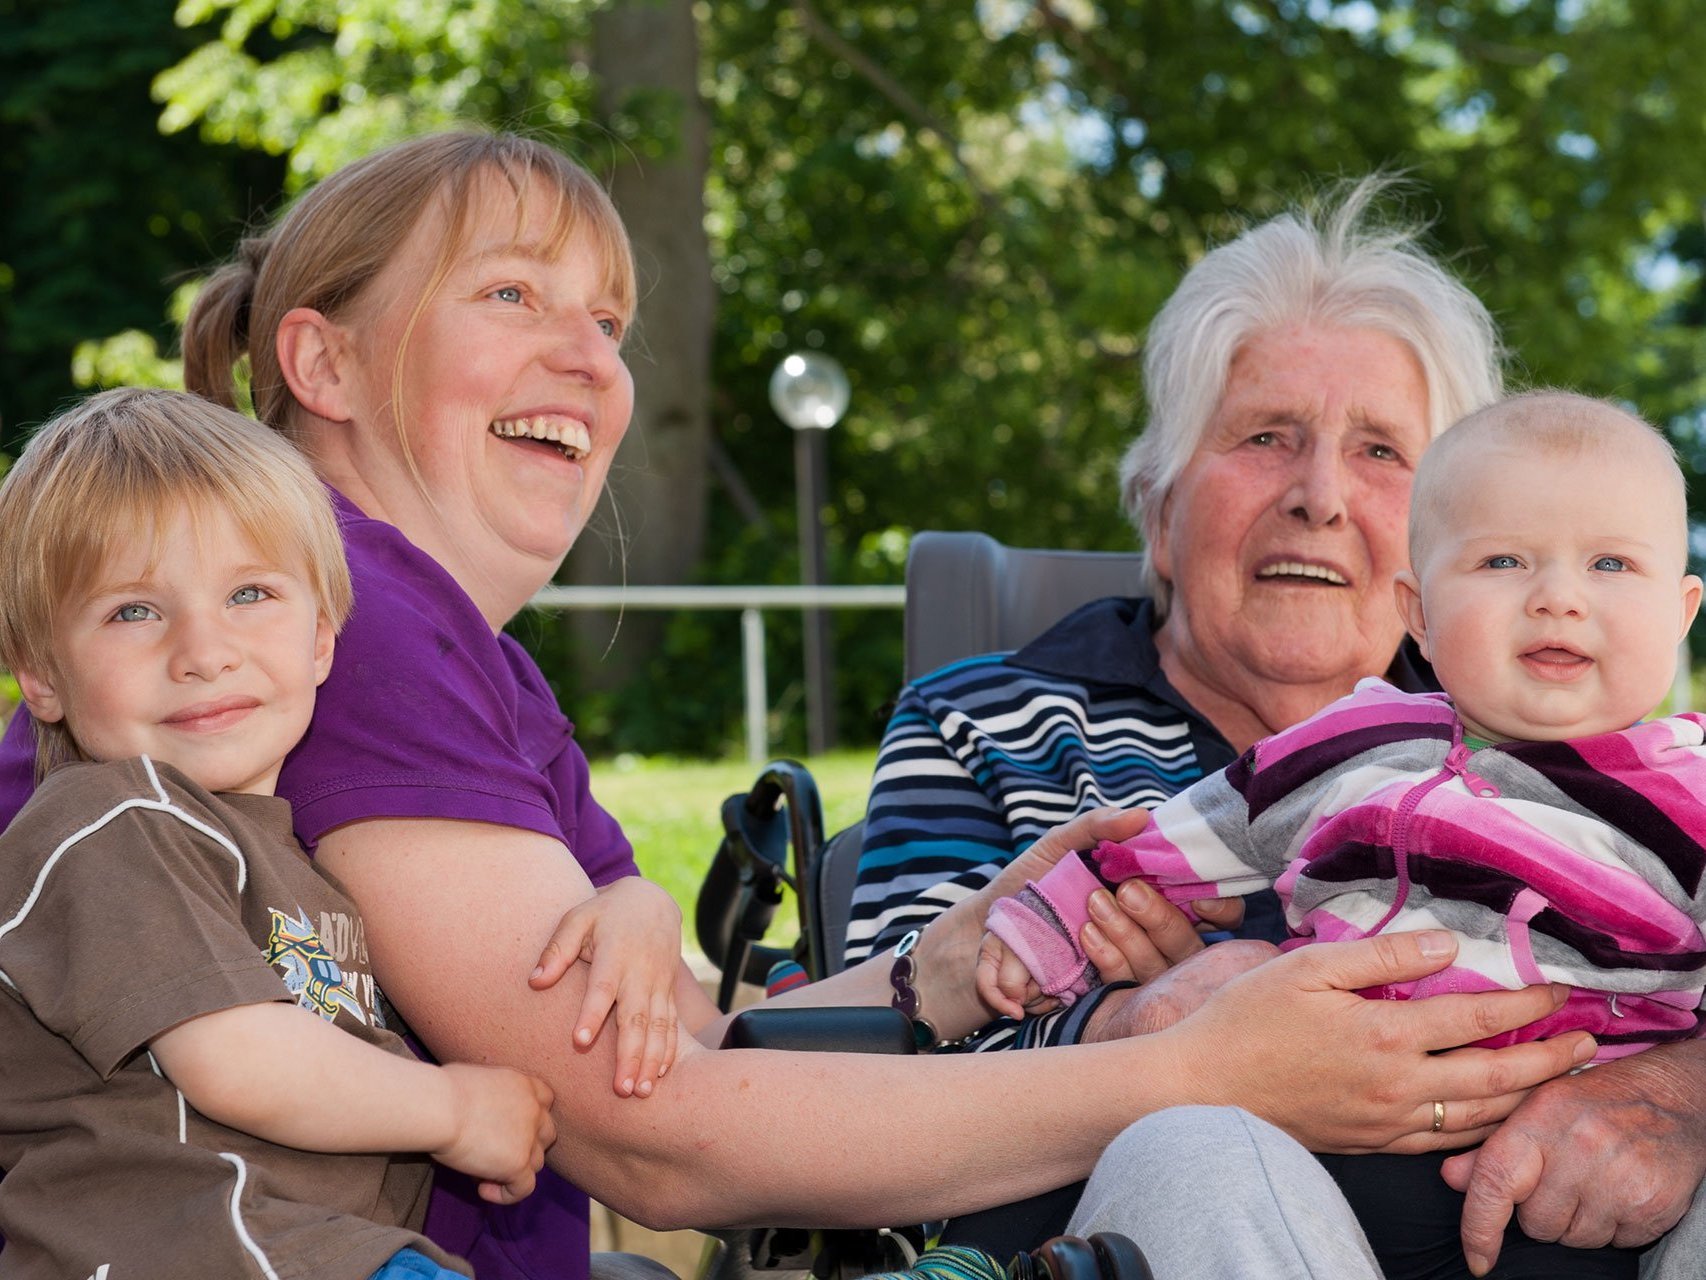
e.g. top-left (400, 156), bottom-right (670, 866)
top-left (1121, 176), bottom-right (1505, 614)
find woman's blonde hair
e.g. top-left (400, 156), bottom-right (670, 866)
top-left (0, 387), bottom-right (353, 778)
top-left (1122, 177), bottom-right (1505, 614)
top-left (182, 130), bottom-right (636, 442)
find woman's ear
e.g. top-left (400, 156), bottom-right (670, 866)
top-left (276, 307), bottom-right (356, 424)
top-left (1146, 494), bottom-right (1174, 587)
top-left (15, 667), bottom-right (66, 726)
top-left (1393, 570), bottom-right (1431, 660)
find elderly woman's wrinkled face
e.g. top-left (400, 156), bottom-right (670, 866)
top-left (1153, 324), bottom-right (1430, 707)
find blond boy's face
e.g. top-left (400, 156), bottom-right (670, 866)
top-left (1396, 438), bottom-right (1702, 742)
top-left (17, 504), bottom-right (334, 795)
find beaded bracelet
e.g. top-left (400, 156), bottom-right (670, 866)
top-left (888, 928), bottom-right (943, 1051)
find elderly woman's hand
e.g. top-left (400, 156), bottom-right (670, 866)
top-left (1079, 875), bottom-right (1246, 986)
top-left (1081, 939), bottom-right (1280, 1042)
top-left (980, 806), bottom-right (1242, 985)
top-left (912, 807), bottom-right (1157, 1038)
top-left (1440, 1041), bottom-right (1706, 1275)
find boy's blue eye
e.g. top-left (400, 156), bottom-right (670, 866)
top-left (229, 585), bottom-right (269, 605)
top-left (1484, 555), bottom-right (1521, 570)
top-left (112, 603), bottom-right (158, 623)
top-left (1592, 556), bottom-right (1629, 572)
top-left (492, 286), bottom-right (523, 303)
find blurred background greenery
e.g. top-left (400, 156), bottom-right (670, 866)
top-left (599, 747), bottom-right (875, 941)
top-left (7, 0), bottom-right (1706, 761)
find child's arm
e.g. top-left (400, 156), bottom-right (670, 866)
top-left (527, 874), bottom-right (682, 1098)
top-left (149, 1002), bottom-right (555, 1205)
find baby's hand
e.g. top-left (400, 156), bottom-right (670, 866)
top-left (976, 930), bottom-right (1061, 1020)
top-left (530, 877), bottom-right (682, 1098)
top-left (435, 1063), bottom-right (555, 1205)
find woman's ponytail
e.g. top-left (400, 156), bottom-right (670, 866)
top-left (182, 235), bottom-right (267, 412)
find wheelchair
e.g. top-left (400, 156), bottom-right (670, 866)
top-left (694, 533), bottom-right (1151, 1280)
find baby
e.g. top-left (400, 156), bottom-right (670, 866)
top-left (0, 389), bottom-right (558, 1280)
top-left (984, 390), bottom-right (1705, 1280)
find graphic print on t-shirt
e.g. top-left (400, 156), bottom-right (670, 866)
top-left (264, 906), bottom-right (368, 1023)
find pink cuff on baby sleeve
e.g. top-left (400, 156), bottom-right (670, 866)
top-left (985, 851), bottom-right (1106, 1005)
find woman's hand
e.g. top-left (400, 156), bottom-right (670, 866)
top-left (529, 875), bottom-right (682, 1097)
top-left (1080, 875), bottom-right (1246, 984)
top-left (434, 1063), bottom-right (556, 1205)
top-left (1156, 930), bottom-right (1598, 1154)
top-left (908, 807), bottom-right (1153, 1038)
top-left (1440, 1040), bottom-right (1706, 1275)
top-left (1082, 939), bottom-right (1281, 1041)
top-left (977, 804), bottom-right (1247, 990)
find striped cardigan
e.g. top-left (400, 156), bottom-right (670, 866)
top-left (989, 678), bottom-right (1706, 1060)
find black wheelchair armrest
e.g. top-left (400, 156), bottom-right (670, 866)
top-left (718, 1006), bottom-right (917, 1055)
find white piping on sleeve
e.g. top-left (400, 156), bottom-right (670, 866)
top-left (0, 757), bottom-right (250, 990)
top-left (218, 1152), bottom-right (282, 1280)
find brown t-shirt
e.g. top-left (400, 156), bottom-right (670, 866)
top-left (0, 757), bottom-right (471, 1280)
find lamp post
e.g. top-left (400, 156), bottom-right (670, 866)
top-left (769, 352), bottom-right (849, 756)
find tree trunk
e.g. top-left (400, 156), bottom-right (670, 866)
top-left (572, 0), bottom-right (714, 686)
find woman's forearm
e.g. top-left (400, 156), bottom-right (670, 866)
top-left (315, 818), bottom-right (1596, 1232)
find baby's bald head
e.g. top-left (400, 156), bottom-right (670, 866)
top-left (1409, 390), bottom-right (1688, 574)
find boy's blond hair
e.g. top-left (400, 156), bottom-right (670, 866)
top-left (0, 387), bottom-right (353, 777)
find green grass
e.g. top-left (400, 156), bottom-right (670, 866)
top-left (593, 749), bottom-right (878, 953)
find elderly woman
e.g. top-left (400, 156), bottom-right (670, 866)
top-left (848, 185), bottom-right (1706, 1278)
top-left (850, 181), bottom-right (1498, 1027)
top-left (0, 139), bottom-right (1590, 1280)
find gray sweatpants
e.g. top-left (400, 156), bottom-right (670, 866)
top-left (1067, 1106), bottom-right (1705, 1280)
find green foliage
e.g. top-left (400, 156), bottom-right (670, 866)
top-left (0, 0), bottom-right (284, 443)
top-left (152, 0), bottom-right (609, 179)
top-left (594, 746), bottom-right (877, 946)
top-left (701, 0), bottom-right (1706, 578)
top-left (19, 0), bottom-right (1706, 755)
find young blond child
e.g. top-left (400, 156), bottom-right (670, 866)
top-left (982, 390), bottom-right (1706, 1280)
top-left (0, 389), bottom-right (675, 1280)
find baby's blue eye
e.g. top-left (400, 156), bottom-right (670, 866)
top-left (492, 286), bottom-right (523, 303)
top-left (112, 603), bottom-right (158, 623)
top-left (1485, 555), bottom-right (1521, 570)
top-left (1592, 556), bottom-right (1629, 572)
top-left (229, 585), bottom-right (269, 605)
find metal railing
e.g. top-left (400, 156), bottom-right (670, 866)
top-left (529, 584), bottom-right (906, 765)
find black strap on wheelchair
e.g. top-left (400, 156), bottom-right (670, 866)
top-left (694, 760), bottom-right (825, 1011)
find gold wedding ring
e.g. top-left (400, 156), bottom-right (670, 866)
top-left (1431, 1100), bottom-right (1446, 1133)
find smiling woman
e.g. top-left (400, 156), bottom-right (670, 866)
top-left (1145, 322), bottom-right (1431, 751)
top-left (847, 178), bottom-right (1503, 978)
top-left (277, 174), bottom-right (635, 630)
top-left (843, 177), bottom-right (1513, 1265)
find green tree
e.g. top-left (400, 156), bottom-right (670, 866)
top-left (27, 0), bottom-right (1706, 754)
top-left (0, 0), bottom-right (283, 442)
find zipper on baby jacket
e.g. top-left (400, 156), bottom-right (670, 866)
top-left (1366, 739), bottom-right (1500, 937)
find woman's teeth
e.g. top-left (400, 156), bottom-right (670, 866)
top-left (491, 416), bottom-right (591, 459)
top-left (1257, 561), bottom-right (1348, 585)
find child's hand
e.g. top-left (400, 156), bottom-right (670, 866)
top-left (435, 1063), bottom-right (556, 1205)
top-left (529, 876), bottom-right (683, 1098)
top-left (976, 929), bottom-right (1062, 1020)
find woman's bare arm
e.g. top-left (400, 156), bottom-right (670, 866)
top-left (316, 816), bottom-right (1594, 1232)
